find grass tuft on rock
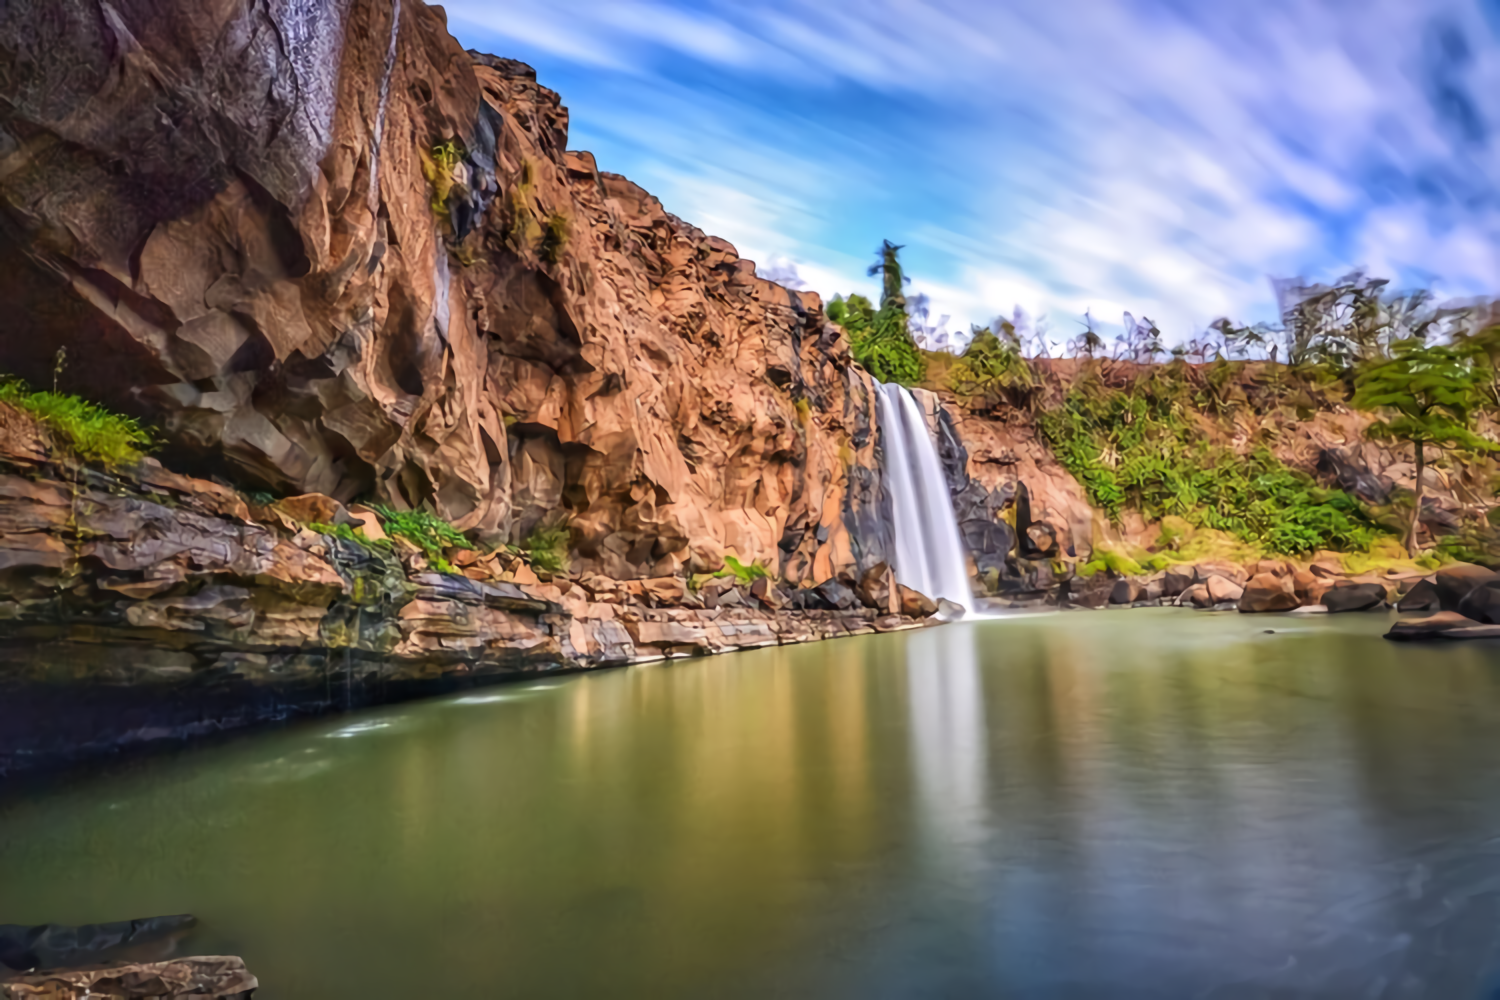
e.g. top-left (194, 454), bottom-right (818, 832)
top-left (521, 524), bottom-right (571, 574)
top-left (0, 378), bottom-right (153, 470)
top-left (371, 505), bottom-right (470, 574)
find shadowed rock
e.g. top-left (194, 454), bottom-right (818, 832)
top-left (1323, 581), bottom-right (1387, 613)
top-left (1434, 564), bottom-right (1498, 611)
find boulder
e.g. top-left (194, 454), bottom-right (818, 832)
top-left (1291, 568), bottom-right (1318, 604)
top-left (1023, 521), bottom-right (1059, 559)
top-left (1109, 578), bottom-right (1144, 605)
top-left (897, 585), bottom-right (938, 618)
top-left (1386, 611), bottom-right (1500, 641)
top-left (1162, 566), bottom-right (1195, 597)
top-left (935, 598), bottom-right (966, 621)
top-left (1196, 561), bottom-right (1249, 587)
top-left (1143, 579), bottom-right (1164, 603)
top-left (1207, 575), bottom-right (1245, 604)
top-left (1238, 573), bottom-right (1298, 613)
top-left (1434, 563), bottom-right (1498, 611)
top-left (813, 578), bottom-right (860, 611)
top-left (1322, 581), bottom-right (1386, 613)
top-left (855, 562), bottom-right (898, 614)
top-left (1396, 578), bottom-right (1439, 612)
top-left (1254, 560), bottom-right (1291, 579)
top-left (0, 957), bottom-right (257, 998)
top-left (1457, 579), bottom-right (1500, 624)
top-left (1180, 583), bottom-right (1213, 608)
top-left (1068, 573), bottom-right (1114, 609)
top-left (346, 504), bottom-right (388, 543)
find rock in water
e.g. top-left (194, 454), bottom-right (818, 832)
top-left (1434, 564), bottom-right (1499, 612)
top-left (1238, 573), bottom-right (1299, 613)
top-left (1161, 566), bottom-right (1194, 597)
top-left (1109, 578), bottom-right (1144, 605)
top-left (0, 956), bottom-right (256, 998)
top-left (1386, 611), bottom-right (1500, 641)
top-left (934, 598), bottom-right (966, 621)
top-left (1457, 579), bottom-right (1500, 624)
top-left (1397, 578), bottom-right (1439, 612)
top-left (1323, 582), bottom-right (1387, 613)
top-left (1067, 574), bottom-right (1113, 609)
top-left (896, 585), bottom-right (938, 618)
top-left (1206, 575), bottom-right (1245, 605)
top-left (856, 562), bottom-right (898, 615)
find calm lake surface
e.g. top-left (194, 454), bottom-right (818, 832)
top-left (5, 610), bottom-right (1500, 998)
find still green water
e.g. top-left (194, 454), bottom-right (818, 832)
top-left (4, 610), bottom-right (1500, 998)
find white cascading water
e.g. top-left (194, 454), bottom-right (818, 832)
top-left (876, 383), bottom-right (974, 612)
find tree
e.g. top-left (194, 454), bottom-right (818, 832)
top-left (1352, 339), bottom-right (1496, 555)
top-left (829, 241), bottom-right (926, 386)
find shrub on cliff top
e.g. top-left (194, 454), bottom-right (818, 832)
top-left (0, 377), bottom-right (153, 470)
top-left (827, 241), bottom-right (928, 387)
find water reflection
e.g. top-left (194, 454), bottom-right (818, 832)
top-left (905, 624), bottom-right (988, 874)
top-left (3, 612), bottom-right (1500, 998)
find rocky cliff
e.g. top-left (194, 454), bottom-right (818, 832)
top-left (0, 0), bottom-right (892, 586)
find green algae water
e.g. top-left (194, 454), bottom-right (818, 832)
top-left (5, 610), bottom-right (1500, 998)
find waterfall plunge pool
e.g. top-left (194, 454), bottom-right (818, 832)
top-left (3, 610), bottom-right (1500, 998)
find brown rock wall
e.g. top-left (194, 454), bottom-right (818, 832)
top-left (0, 0), bottom-right (888, 588)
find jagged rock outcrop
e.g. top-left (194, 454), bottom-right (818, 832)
top-left (0, 0), bottom-right (890, 587)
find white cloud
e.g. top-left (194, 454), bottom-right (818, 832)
top-left (448, 0), bottom-right (1500, 344)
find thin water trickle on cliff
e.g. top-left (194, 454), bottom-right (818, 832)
top-left (877, 383), bottom-right (974, 610)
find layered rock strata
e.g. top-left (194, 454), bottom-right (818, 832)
top-left (0, 405), bottom-right (930, 777)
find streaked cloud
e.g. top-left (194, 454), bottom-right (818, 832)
top-left (447, 0), bottom-right (1500, 345)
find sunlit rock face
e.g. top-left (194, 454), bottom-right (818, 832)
top-left (0, 0), bottom-right (887, 584)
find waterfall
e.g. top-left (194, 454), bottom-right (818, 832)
top-left (876, 383), bottom-right (974, 612)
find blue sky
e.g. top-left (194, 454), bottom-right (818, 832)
top-left (446, 0), bottom-right (1500, 349)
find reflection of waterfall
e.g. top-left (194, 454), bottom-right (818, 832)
top-left (877, 383), bottom-right (974, 610)
top-left (906, 625), bottom-right (989, 869)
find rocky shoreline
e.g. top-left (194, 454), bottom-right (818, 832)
top-left (0, 407), bottom-right (939, 779)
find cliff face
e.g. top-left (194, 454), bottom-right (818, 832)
top-left (0, 0), bottom-right (890, 584)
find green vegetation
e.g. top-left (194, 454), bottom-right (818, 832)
top-left (421, 139), bottom-right (463, 217)
top-left (0, 377), bottom-right (153, 470)
top-left (1037, 380), bottom-right (1387, 556)
top-left (371, 504), bottom-right (471, 574)
top-left (947, 323), bottom-right (1038, 412)
top-left (309, 521), bottom-right (391, 551)
top-left (1352, 338), bottom-right (1495, 555)
top-left (827, 241), bottom-right (927, 386)
top-left (717, 555), bottom-right (771, 587)
top-left (521, 524), bottom-right (571, 575)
